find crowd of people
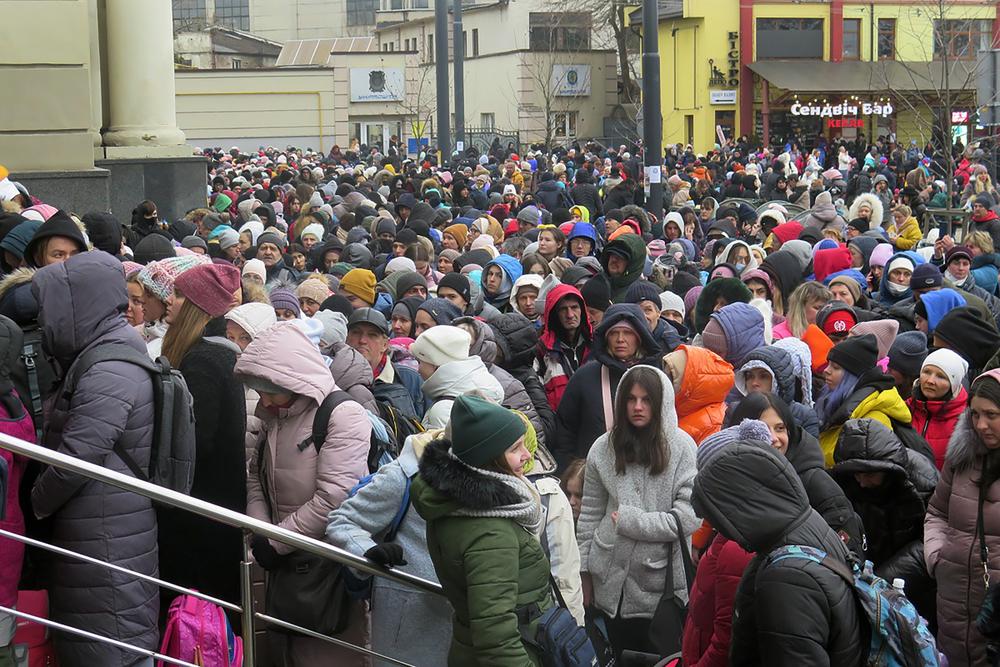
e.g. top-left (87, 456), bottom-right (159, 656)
top-left (1, 131), bottom-right (1000, 666)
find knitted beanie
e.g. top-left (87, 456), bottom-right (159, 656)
top-left (887, 330), bottom-right (928, 378)
top-left (411, 325), bottom-right (472, 367)
top-left (922, 348), bottom-right (969, 398)
top-left (849, 319), bottom-right (899, 359)
top-left (909, 262), bottom-right (942, 290)
top-left (242, 258), bottom-right (266, 283)
top-left (869, 243), bottom-right (894, 269)
top-left (659, 291), bottom-right (686, 319)
top-left (385, 256), bottom-right (418, 274)
top-left (701, 318), bottom-right (728, 360)
top-left (133, 233), bottom-right (176, 265)
top-left (339, 268), bottom-right (377, 305)
top-left (300, 223), bottom-right (325, 242)
top-left (696, 420), bottom-right (774, 471)
top-left (269, 288), bottom-right (301, 316)
top-left (449, 394), bottom-right (527, 467)
top-left (625, 279), bottom-right (662, 306)
top-left (257, 231), bottom-right (287, 251)
top-left (121, 260), bottom-right (143, 277)
top-left (935, 307), bottom-right (1000, 369)
top-left (438, 272), bottom-right (472, 304)
top-left (579, 274), bottom-right (611, 312)
top-left (683, 285), bottom-right (704, 318)
top-left (224, 302), bottom-right (277, 341)
top-left (828, 333), bottom-right (879, 377)
top-left (173, 263), bottom-right (242, 317)
top-left (417, 297), bottom-right (463, 326)
top-left (215, 226), bottom-right (240, 251)
top-left (297, 276), bottom-right (332, 304)
top-left (137, 254), bottom-right (211, 303)
top-left (181, 235), bottom-right (208, 252)
top-left (444, 224), bottom-right (469, 248)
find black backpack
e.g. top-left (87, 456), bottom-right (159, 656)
top-left (60, 344), bottom-right (196, 493)
top-left (11, 325), bottom-right (58, 441)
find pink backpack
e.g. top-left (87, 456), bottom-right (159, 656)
top-left (157, 594), bottom-right (243, 667)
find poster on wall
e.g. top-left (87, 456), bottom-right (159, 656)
top-left (552, 65), bottom-right (591, 96)
top-left (350, 68), bottom-right (405, 102)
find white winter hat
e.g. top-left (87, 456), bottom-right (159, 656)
top-left (385, 256), bottom-right (418, 274)
top-left (242, 258), bottom-right (266, 283)
top-left (921, 348), bottom-right (968, 398)
top-left (659, 291), bottom-right (686, 319)
top-left (509, 273), bottom-right (545, 308)
top-left (300, 223), bottom-right (325, 242)
top-left (308, 191), bottom-right (324, 208)
top-left (225, 303), bottom-right (277, 341)
top-left (411, 325), bottom-right (471, 367)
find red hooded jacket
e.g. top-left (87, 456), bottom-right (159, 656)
top-left (535, 284), bottom-right (592, 410)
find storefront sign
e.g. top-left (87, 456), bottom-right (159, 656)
top-left (952, 111), bottom-right (969, 124)
top-left (710, 90), bottom-right (737, 104)
top-left (552, 65), bottom-right (591, 96)
top-left (350, 68), bottom-right (404, 102)
top-left (828, 118), bottom-right (864, 128)
top-left (790, 100), bottom-right (893, 118)
top-left (727, 32), bottom-right (739, 87)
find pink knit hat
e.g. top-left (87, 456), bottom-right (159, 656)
top-left (137, 255), bottom-right (211, 303)
top-left (174, 263), bottom-right (242, 317)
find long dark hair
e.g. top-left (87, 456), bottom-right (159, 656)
top-left (610, 367), bottom-right (668, 475)
top-left (728, 391), bottom-right (800, 445)
top-left (971, 375), bottom-right (1000, 488)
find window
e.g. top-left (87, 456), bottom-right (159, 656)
top-left (529, 13), bottom-right (591, 51)
top-left (462, 30), bottom-right (467, 58)
top-left (428, 33), bottom-right (434, 62)
top-left (173, 0), bottom-right (206, 32)
top-left (550, 111), bottom-right (578, 141)
top-left (843, 18), bottom-right (860, 60)
top-left (877, 18), bottom-right (896, 59)
top-left (481, 113), bottom-right (495, 129)
top-left (347, 0), bottom-right (378, 26)
top-left (411, 0), bottom-right (429, 8)
top-left (391, 0), bottom-right (403, 9)
top-left (934, 20), bottom-right (994, 59)
top-left (214, 0), bottom-right (249, 31)
top-left (756, 18), bottom-right (823, 59)
top-left (472, 28), bottom-right (479, 56)
top-left (231, 58), bottom-right (242, 69)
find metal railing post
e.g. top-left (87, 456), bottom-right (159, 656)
top-left (241, 530), bottom-right (257, 667)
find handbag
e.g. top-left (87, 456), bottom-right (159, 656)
top-left (527, 576), bottom-right (598, 667)
top-left (647, 510), bottom-right (695, 657)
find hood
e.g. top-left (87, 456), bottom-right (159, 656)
top-left (847, 236), bottom-right (880, 274)
top-left (0, 268), bottom-right (38, 325)
top-left (736, 345), bottom-right (795, 403)
top-left (601, 233), bottom-right (647, 290)
top-left (540, 283), bottom-right (592, 350)
top-left (488, 312), bottom-right (539, 369)
top-left (761, 250), bottom-right (804, 304)
top-left (31, 252), bottom-right (133, 367)
top-left (328, 342), bottom-right (374, 392)
top-left (711, 302), bottom-right (766, 368)
top-left (592, 303), bottom-right (662, 369)
top-left (692, 443), bottom-right (815, 552)
top-left (946, 409), bottom-right (1000, 473)
top-left (618, 364), bottom-right (681, 436)
top-left (566, 222), bottom-right (597, 258)
top-left (808, 194), bottom-right (840, 224)
top-left (848, 192), bottom-right (884, 227)
top-left (675, 345), bottom-right (734, 416)
top-left (717, 240), bottom-right (759, 273)
top-left (921, 288), bottom-right (967, 334)
top-left (406, 201), bottom-right (437, 228)
top-left (484, 254), bottom-right (524, 295)
top-left (342, 242), bottom-right (373, 269)
top-left (422, 356), bottom-right (504, 402)
top-left (831, 418), bottom-right (909, 478)
top-left (813, 247), bottom-right (853, 283)
top-left (454, 316), bottom-right (498, 366)
top-left (875, 251), bottom-right (923, 305)
top-left (234, 321), bottom-right (336, 405)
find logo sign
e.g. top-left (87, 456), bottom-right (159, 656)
top-left (791, 100), bottom-right (894, 118)
top-left (552, 65), bottom-right (591, 96)
top-left (727, 32), bottom-right (740, 87)
top-left (828, 118), bottom-right (864, 128)
top-left (710, 90), bottom-right (737, 105)
top-left (349, 68), bottom-right (404, 102)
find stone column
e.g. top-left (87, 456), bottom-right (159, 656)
top-left (102, 0), bottom-right (187, 152)
top-left (87, 0), bottom-right (104, 148)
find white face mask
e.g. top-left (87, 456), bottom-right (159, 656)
top-left (946, 270), bottom-right (968, 288)
top-left (886, 280), bottom-right (909, 295)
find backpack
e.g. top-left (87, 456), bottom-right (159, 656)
top-left (343, 471), bottom-right (413, 600)
top-left (157, 594), bottom-right (243, 667)
top-left (61, 343), bottom-right (196, 494)
top-left (309, 391), bottom-right (420, 472)
top-left (11, 326), bottom-right (57, 442)
top-left (889, 418), bottom-right (937, 467)
top-left (371, 380), bottom-right (420, 420)
top-left (766, 545), bottom-right (941, 667)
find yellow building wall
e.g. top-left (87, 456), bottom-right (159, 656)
top-left (843, 3), bottom-right (995, 63)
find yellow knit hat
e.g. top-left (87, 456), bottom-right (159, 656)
top-left (339, 268), bottom-right (376, 305)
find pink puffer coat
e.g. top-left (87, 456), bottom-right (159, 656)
top-left (0, 397), bottom-right (33, 608)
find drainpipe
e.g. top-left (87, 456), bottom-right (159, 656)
top-left (830, 0), bottom-right (843, 62)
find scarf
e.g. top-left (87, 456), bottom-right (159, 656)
top-left (449, 450), bottom-right (543, 534)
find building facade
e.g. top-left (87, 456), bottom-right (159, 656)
top-left (641, 0), bottom-right (1000, 153)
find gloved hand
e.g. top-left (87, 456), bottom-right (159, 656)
top-left (252, 534), bottom-right (282, 571)
top-left (364, 542), bottom-right (407, 568)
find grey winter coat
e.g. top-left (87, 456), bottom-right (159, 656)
top-left (577, 365), bottom-right (700, 619)
top-left (327, 340), bottom-right (378, 413)
top-left (30, 252), bottom-right (158, 667)
top-left (326, 430), bottom-right (452, 667)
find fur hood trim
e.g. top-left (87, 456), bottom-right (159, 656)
top-left (946, 410), bottom-right (989, 472)
top-left (0, 267), bottom-right (35, 301)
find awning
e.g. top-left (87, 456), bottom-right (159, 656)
top-left (748, 59), bottom-right (978, 93)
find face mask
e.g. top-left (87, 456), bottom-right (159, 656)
top-left (886, 280), bottom-right (909, 295)
top-left (946, 270), bottom-right (967, 287)
top-left (734, 263), bottom-right (747, 272)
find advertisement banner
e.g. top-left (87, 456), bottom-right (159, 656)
top-left (552, 65), bottom-right (591, 96)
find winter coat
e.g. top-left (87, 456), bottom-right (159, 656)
top-left (681, 533), bottom-right (753, 667)
top-left (490, 312), bottom-right (556, 445)
top-left (412, 438), bottom-right (553, 666)
top-left (802, 191), bottom-right (847, 232)
top-left (327, 340), bottom-right (378, 413)
top-left (240, 324), bottom-right (370, 551)
top-left (158, 335), bottom-right (247, 607)
top-left (832, 418), bottom-right (939, 621)
top-left (819, 369), bottom-right (912, 467)
top-left (29, 253), bottom-right (159, 667)
top-left (421, 356), bottom-right (505, 430)
top-left (570, 182), bottom-right (602, 220)
top-left (326, 430), bottom-right (453, 667)
top-left (553, 305), bottom-right (661, 467)
top-left (972, 253), bottom-right (1000, 296)
top-left (534, 284), bottom-right (592, 412)
top-left (890, 216), bottom-right (923, 251)
top-left (601, 233), bottom-right (647, 302)
top-left (847, 192), bottom-right (884, 230)
top-left (692, 444), bottom-right (864, 667)
top-left (532, 475), bottom-right (585, 624)
top-left (576, 365), bottom-right (700, 618)
top-left (973, 211), bottom-right (1000, 251)
top-left (908, 385), bottom-right (968, 470)
top-left (535, 179), bottom-right (572, 212)
top-left (925, 411), bottom-right (1000, 667)
top-left (670, 345), bottom-right (733, 444)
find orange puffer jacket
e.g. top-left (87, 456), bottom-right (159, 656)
top-left (674, 346), bottom-right (735, 445)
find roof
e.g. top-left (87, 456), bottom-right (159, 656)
top-left (628, 0), bottom-right (683, 26)
top-left (275, 37), bottom-right (378, 67)
top-left (748, 59), bottom-right (979, 93)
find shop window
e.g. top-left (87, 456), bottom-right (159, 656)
top-left (934, 20), bottom-right (993, 60)
top-left (550, 111), bottom-right (578, 141)
top-left (530, 13), bottom-right (591, 52)
top-left (878, 18), bottom-right (896, 60)
top-left (347, 0), bottom-right (378, 26)
top-left (756, 18), bottom-right (823, 59)
top-left (843, 18), bottom-right (860, 60)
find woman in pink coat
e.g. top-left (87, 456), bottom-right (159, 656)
top-left (236, 321), bottom-right (372, 666)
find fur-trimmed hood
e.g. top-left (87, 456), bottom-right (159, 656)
top-left (848, 192), bottom-right (884, 228)
top-left (0, 267), bottom-right (37, 325)
top-left (946, 410), bottom-right (995, 472)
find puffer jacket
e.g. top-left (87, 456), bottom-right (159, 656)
top-left (729, 345), bottom-right (820, 437)
top-left (669, 345), bottom-right (733, 444)
top-left (819, 368), bottom-right (912, 467)
top-left (412, 438), bottom-right (553, 666)
top-left (553, 304), bottom-right (662, 467)
top-left (908, 385), bottom-right (968, 470)
top-left (703, 302), bottom-right (765, 369)
top-left (802, 190), bottom-right (847, 231)
top-left (456, 316), bottom-right (547, 444)
top-left (239, 323), bottom-right (371, 552)
top-left (327, 340), bottom-right (378, 413)
top-left (577, 365), bottom-right (700, 618)
top-left (971, 252), bottom-right (1000, 296)
top-left (681, 533), bottom-right (753, 667)
top-left (421, 356), bottom-right (505, 430)
top-left (692, 444), bottom-right (863, 667)
top-left (925, 411), bottom-right (1000, 667)
top-left (534, 284), bottom-right (592, 412)
top-left (30, 253), bottom-right (159, 667)
top-left (490, 312), bottom-right (556, 444)
top-left (833, 418), bottom-right (939, 623)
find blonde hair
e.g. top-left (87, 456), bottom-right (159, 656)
top-left (787, 281), bottom-right (832, 338)
top-left (892, 204), bottom-right (912, 219)
top-left (161, 296), bottom-right (212, 367)
top-left (969, 230), bottom-right (995, 255)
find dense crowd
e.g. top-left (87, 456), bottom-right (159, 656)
top-left (1, 132), bottom-right (1000, 667)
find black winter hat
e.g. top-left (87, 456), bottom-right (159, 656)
top-left (625, 279), bottom-right (661, 305)
top-left (669, 270), bottom-right (701, 299)
top-left (319, 293), bottom-right (354, 318)
top-left (934, 306), bottom-right (1000, 368)
top-left (828, 334), bottom-right (879, 377)
top-left (910, 263), bottom-right (943, 290)
top-left (81, 212), bottom-right (123, 256)
top-left (437, 272), bottom-right (472, 304)
top-left (24, 210), bottom-right (89, 268)
top-left (579, 274), bottom-right (611, 312)
top-left (847, 218), bottom-right (869, 234)
top-left (886, 330), bottom-right (928, 378)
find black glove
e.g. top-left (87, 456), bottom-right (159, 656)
top-left (364, 542), bottom-right (407, 568)
top-left (252, 534), bottom-right (282, 571)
